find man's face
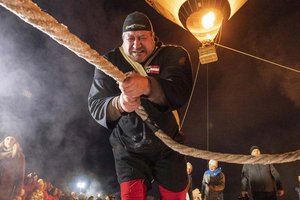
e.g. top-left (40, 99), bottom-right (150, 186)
top-left (251, 148), bottom-right (261, 156)
top-left (122, 30), bottom-right (156, 63)
top-left (4, 136), bottom-right (16, 148)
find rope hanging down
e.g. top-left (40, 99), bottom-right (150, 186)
top-left (1, 0), bottom-right (299, 164)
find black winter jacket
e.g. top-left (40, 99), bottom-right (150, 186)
top-left (88, 42), bottom-right (193, 153)
top-left (241, 164), bottom-right (283, 193)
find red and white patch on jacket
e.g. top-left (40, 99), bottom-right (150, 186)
top-left (146, 65), bottom-right (160, 74)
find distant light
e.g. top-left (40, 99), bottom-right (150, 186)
top-left (97, 193), bottom-right (102, 198)
top-left (77, 181), bottom-right (86, 189)
top-left (202, 11), bottom-right (216, 29)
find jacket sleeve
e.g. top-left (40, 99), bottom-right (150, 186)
top-left (241, 165), bottom-right (249, 191)
top-left (201, 174), bottom-right (206, 198)
top-left (88, 67), bottom-right (120, 130)
top-left (270, 164), bottom-right (283, 190)
top-left (155, 46), bottom-right (193, 110)
top-left (201, 173), bottom-right (209, 199)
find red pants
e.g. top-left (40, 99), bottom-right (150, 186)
top-left (120, 179), bottom-right (188, 200)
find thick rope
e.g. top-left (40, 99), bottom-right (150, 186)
top-left (0, 0), bottom-right (126, 83)
top-left (135, 107), bottom-right (300, 164)
top-left (1, 0), bottom-right (299, 164)
top-left (155, 130), bottom-right (300, 164)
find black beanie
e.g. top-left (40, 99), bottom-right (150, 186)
top-left (122, 11), bottom-right (153, 32)
top-left (250, 145), bottom-right (260, 153)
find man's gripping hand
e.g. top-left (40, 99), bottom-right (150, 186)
top-left (118, 72), bottom-right (151, 98)
top-left (118, 93), bottom-right (140, 113)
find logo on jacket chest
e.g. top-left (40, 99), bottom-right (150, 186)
top-left (145, 65), bottom-right (160, 74)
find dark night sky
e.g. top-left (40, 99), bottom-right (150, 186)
top-left (0, 0), bottom-right (299, 199)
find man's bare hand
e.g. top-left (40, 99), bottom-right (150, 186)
top-left (119, 72), bottom-right (150, 98)
top-left (118, 93), bottom-right (140, 113)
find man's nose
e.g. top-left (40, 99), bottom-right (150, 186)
top-left (133, 38), bottom-right (142, 48)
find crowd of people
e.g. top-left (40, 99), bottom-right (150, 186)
top-left (19, 171), bottom-right (118, 200)
top-left (14, 171), bottom-right (117, 200)
top-left (0, 135), bottom-right (293, 200)
top-left (0, 136), bottom-right (116, 200)
top-left (186, 146), bottom-right (288, 200)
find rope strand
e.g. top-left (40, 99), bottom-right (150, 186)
top-left (215, 43), bottom-right (300, 74)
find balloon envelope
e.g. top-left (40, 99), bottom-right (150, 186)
top-left (145, 0), bottom-right (247, 43)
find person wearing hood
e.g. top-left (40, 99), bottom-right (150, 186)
top-left (0, 136), bottom-right (25, 200)
top-left (295, 175), bottom-right (300, 200)
top-left (201, 159), bottom-right (225, 200)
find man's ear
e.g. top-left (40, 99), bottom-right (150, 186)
top-left (122, 32), bottom-right (126, 41)
top-left (152, 32), bottom-right (156, 40)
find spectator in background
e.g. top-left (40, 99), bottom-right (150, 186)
top-left (295, 175), bottom-right (300, 200)
top-left (58, 189), bottom-right (67, 200)
top-left (201, 159), bottom-right (225, 200)
top-left (45, 180), bottom-right (54, 195)
top-left (48, 187), bottom-right (59, 200)
top-left (70, 192), bottom-right (79, 200)
top-left (241, 146), bottom-right (284, 200)
top-left (186, 162), bottom-right (193, 200)
top-left (104, 195), bottom-right (115, 200)
top-left (29, 178), bottom-right (48, 200)
top-left (0, 136), bottom-right (25, 200)
top-left (78, 193), bottom-right (87, 200)
top-left (15, 188), bottom-right (25, 200)
top-left (33, 173), bottom-right (39, 185)
top-left (23, 172), bottom-right (38, 200)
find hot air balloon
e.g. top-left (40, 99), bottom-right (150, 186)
top-left (145, 0), bottom-right (247, 64)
